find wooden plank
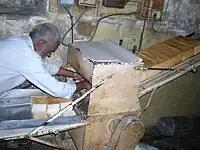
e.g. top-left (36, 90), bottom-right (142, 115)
top-left (152, 46), bottom-right (173, 58)
top-left (144, 44), bottom-right (180, 68)
top-left (136, 53), bottom-right (156, 67)
top-left (195, 45), bottom-right (200, 55)
top-left (162, 43), bottom-right (182, 53)
top-left (143, 49), bottom-right (170, 62)
top-left (164, 40), bottom-right (190, 51)
top-left (172, 37), bottom-right (197, 47)
top-left (31, 96), bottom-right (72, 104)
top-left (174, 36), bottom-right (200, 46)
top-left (140, 51), bottom-right (163, 63)
top-left (154, 53), bottom-right (183, 68)
top-left (164, 36), bottom-right (197, 51)
top-left (182, 48), bottom-right (195, 61)
top-left (34, 114), bottom-right (48, 119)
top-left (151, 43), bottom-right (180, 57)
top-left (137, 52), bottom-right (155, 62)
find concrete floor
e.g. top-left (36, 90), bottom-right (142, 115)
top-left (0, 133), bottom-right (76, 150)
top-left (31, 143), bottom-right (54, 150)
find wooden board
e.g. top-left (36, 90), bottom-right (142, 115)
top-left (136, 36), bottom-right (200, 68)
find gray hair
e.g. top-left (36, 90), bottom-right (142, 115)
top-left (29, 23), bottom-right (61, 44)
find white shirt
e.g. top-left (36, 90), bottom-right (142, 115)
top-left (0, 35), bottom-right (76, 98)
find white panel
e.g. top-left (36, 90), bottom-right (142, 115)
top-left (78, 0), bottom-right (97, 7)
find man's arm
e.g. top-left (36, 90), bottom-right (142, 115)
top-left (19, 57), bottom-right (89, 98)
top-left (42, 57), bottom-right (82, 80)
top-left (56, 68), bottom-right (83, 80)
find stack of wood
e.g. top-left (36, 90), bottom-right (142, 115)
top-left (136, 36), bottom-right (200, 68)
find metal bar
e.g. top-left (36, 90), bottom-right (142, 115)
top-left (138, 87), bottom-right (157, 117)
top-left (1, 122), bottom-right (88, 141)
top-left (139, 54), bottom-right (200, 97)
top-left (0, 116), bottom-right (83, 130)
top-left (146, 67), bottom-right (188, 71)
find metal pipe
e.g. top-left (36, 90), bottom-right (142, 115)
top-left (146, 67), bottom-right (196, 72)
top-left (139, 54), bottom-right (200, 97)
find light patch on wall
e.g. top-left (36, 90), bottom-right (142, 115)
top-left (78, 0), bottom-right (97, 7)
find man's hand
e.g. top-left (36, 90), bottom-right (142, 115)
top-left (73, 73), bottom-right (84, 81)
top-left (56, 68), bottom-right (84, 81)
top-left (76, 81), bottom-right (92, 91)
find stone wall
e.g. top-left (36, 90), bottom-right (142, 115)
top-left (1, 0), bottom-right (200, 66)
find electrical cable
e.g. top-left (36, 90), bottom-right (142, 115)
top-left (63, 6), bottom-right (74, 44)
top-left (88, 11), bottom-right (139, 41)
top-left (61, 7), bottom-right (87, 46)
top-left (138, 16), bottom-right (147, 51)
top-left (138, 0), bottom-right (151, 51)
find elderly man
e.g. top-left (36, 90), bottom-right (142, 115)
top-left (0, 23), bottom-right (91, 99)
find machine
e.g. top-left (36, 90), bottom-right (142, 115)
top-left (0, 35), bottom-right (200, 149)
top-left (0, 39), bottom-right (146, 150)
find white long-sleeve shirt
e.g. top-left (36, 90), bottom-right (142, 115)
top-left (0, 35), bottom-right (76, 98)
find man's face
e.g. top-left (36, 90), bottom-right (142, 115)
top-left (45, 42), bottom-right (60, 58)
top-left (36, 40), bottom-right (60, 58)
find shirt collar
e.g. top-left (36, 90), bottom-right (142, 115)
top-left (26, 35), bottom-right (42, 59)
top-left (27, 35), bottom-right (34, 51)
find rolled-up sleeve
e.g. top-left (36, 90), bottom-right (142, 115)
top-left (42, 57), bottom-right (60, 75)
top-left (18, 57), bottom-right (76, 98)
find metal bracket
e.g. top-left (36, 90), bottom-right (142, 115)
top-left (138, 87), bottom-right (157, 118)
top-left (104, 116), bottom-right (139, 150)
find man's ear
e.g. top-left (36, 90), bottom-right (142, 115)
top-left (36, 40), bottom-right (46, 51)
top-left (37, 40), bottom-right (45, 45)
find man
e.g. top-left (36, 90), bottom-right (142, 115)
top-left (0, 23), bottom-right (91, 99)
